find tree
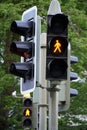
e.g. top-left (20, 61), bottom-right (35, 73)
top-left (0, 0), bottom-right (87, 129)
top-left (59, 0), bottom-right (87, 127)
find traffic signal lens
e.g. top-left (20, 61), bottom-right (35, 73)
top-left (51, 14), bottom-right (69, 34)
top-left (49, 59), bottom-right (67, 78)
top-left (10, 41), bottom-right (34, 58)
top-left (23, 118), bottom-right (32, 127)
top-left (24, 108), bottom-right (32, 117)
top-left (9, 62), bottom-right (34, 79)
top-left (11, 20), bottom-right (34, 37)
top-left (49, 37), bottom-right (68, 56)
top-left (24, 98), bottom-right (32, 107)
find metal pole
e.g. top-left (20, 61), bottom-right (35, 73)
top-left (33, 16), bottom-right (41, 130)
top-left (39, 33), bottom-right (47, 130)
top-left (48, 86), bottom-right (60, 130)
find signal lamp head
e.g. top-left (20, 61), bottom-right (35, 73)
top-left (9, 62), bottom-right (34, 79)
top-left (49, 36), bottom-right (68, 56)
top-left (50, 14), bottom-right (69, 34)
top-left (23, 108), bottom-right (32, 117)
top-left (48, 59), bottom-right (68, 78)
top-left (24, 98), bottom-right (32, 107)
top-left (10, 41), bottom-right (34, 58)
top-left (10, 20), bottom-right (34, 37)
top-left (23, 118), bottom-right (32, 128)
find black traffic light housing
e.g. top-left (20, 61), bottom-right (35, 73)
top-left (9, 5), bottom-right (38, 94)
top-left (46, 14), bottom-right (69, 80)
top-left (22, 98), bottom-right (32, 128)
top-left (10, 41), bottom-right (34, 58)
top-left (10, 20), bottom-right (35, 81)
top-left (47, 14), bottom-right (68, 35)
top-left (11, 20), bottom-right (35, 37)
top-left (10, 62), bottom-right (34, 80)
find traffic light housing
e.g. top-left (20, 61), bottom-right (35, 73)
top-left (58, 46), bottom-right (78, 112)
top-left (9, 6), bottom-right (37, 94)
top-left (22, 98), bottom-right (32, 128)
top-left (46, 14), bottom-right (69, 80)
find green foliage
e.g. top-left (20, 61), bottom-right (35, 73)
top-left (0, 0), bottom-right (87, 129)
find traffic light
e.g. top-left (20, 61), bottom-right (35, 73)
top-left (22, 98), bottom-right (32, 128)
top-left (9, 6), bottom-right (37, 94)
top-left (46, 14), bottom-right (69, 80)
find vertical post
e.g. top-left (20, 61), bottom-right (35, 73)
top-left (32, 103), bottom-right (38, 130)
top-left (39, 33), bottom-right (47, 130)
top-left (48, 85), bottom-right (60, 130)
top-left (33, 16), bottom-right (41, 130)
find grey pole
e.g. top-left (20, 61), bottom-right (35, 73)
top-left (39, 33), bottom-right (47, 130)
top-left (48, 86), bottom-right (60, 130)
top-left (33, 16), bottom-right (41, 130)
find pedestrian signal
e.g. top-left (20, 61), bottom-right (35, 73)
top-left (46, 14), bottom-right (69, 80)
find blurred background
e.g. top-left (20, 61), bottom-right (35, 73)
top-left (0, 0), bottom-right (87, 129)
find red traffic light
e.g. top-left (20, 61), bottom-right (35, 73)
top-left (10, 41), bottom-right (34, 58)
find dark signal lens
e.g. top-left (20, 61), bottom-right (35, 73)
top-left (51, 14), bottom-right (69, 34)
top-left (23, 118), bottom-right (32, 127)
top-left (49, 59), bottom-right (68, 78)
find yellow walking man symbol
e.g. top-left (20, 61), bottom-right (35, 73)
top-left (53, 40), bottom-right (62, 53)
top-left (25, 109), bottom-right (31, 117)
